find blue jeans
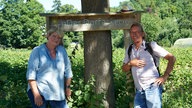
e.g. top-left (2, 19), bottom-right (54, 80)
top-left (27, 89), bottom-right (69, 108)
top-left (134, 83), bottom-right (163, 108)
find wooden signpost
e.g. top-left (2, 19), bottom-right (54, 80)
top-left (40, 11), bottom-right (142, 46)
top-left (40, 11), bottom-right (143, 108)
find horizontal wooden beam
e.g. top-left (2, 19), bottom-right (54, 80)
top-left (40, 11), bottom-right (144, 31)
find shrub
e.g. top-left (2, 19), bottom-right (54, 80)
top-left (0, 47), bottom-right (191, 107)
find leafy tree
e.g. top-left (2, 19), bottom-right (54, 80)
top-left (141, 13), bottom-right (161, 42)
top-left (58, 4), bottom-right (81, 48)
top-left (158, 17), bottom-right (180, 46)
top-left (0, 0), bottom-right (45, 48)
top-left (51, 0), bottom-right (61, 12)
top-left (60, 4), bottom-right (79, 13)
top-left (176, 0), bottom-right (192, 38)
top-left (135, 0), bottom-right (191, 46)
top-left (111, 30), bottom-right (124, 48)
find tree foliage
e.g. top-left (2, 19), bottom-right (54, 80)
top-left (0, 0), bottom-right (45, 48)
top-left (51, 2), bottom-right (81, 48)
top-left (0, 0), bottom-right (191, 48)
top-left (111, 0), bottom-right (192, 47)
top-left (51, 0), bottom-right (62, 12)
top-left (60, 4), bottom-right (79, 14)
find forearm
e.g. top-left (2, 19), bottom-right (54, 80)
top-left (28, 80), bottom-right (40, 96)
top-left (65, 78), bottom-right (72, 99)
top-left (28, 80), bottom-right (43, 106)
top-left (122, 62), bottom-right (131, 72)
top-left (65, 78), bottom-right (72, 87)
top-left (164, 54), bottom-right (176, 77)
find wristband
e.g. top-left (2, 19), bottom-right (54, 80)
top-left (66, 85), bottom-right (70, 89)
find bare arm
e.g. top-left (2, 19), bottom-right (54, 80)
top-left (28, 80), bottom-right (43, 106)
top-left (155, 53), bottom-right (176, 85)
top-left (65, 78), bottom-right (72, 100)
top-left (163, 53), bottom-right (176, 78)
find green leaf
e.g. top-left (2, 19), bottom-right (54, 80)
top-left (83, 93), bottom-right (90, 101)
top-left (0, 75), bottom-right (7, 81)
top-left (75, 90), bottom-right (82, 96)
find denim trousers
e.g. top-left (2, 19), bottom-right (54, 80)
top-left (134, 83), bottom-right (163, 108)
top-left (27, 89), bottom-right (69, 108)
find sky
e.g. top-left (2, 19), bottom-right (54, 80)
top-left (37, 0), bottom-right (126, 11)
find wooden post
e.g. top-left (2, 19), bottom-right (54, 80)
top-left (81, 1), bottom-right (114, 107)
top-left (123, 29), bottom-right (132, 48)
top-left (40, 11), bottom-right (143, 108)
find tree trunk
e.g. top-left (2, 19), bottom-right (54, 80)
top-left (81, 0), bottom-right (115, 108)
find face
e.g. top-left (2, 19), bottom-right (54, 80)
top-left (47, 32), bottom-right (62, 47)
top-left (130, 26), bottom-right (144, 44)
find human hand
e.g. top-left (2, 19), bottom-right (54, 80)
top-left (130, 58), bottom-right (146, 68)
top-left (34, 93), bottom-right (43, 106)
top-left (65, 88), bottom-right (72, 101)
top-left (122, 63), bottom-right (131, 72)
top-left (155, 74), bottom-right (169, 85)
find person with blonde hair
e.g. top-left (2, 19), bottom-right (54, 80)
top-left (26, 27), bottom-right (73, 108)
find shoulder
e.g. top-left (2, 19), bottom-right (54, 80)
top-left (31, 45), bottom-right (41, 53)
top-left (149, 41), bottom-right (169, 57)
top-left (125, 44), bottom-right (133, 56)
top-left (57, 45), bottom-right (68, 53)
top-left (126, 43), bottom-right (133, 50)
top-left (57, 45), bottom-right (66, 50)
top-left (32, 44), bottom-right (45, 52)
top-left (147, 41), bottom-right (165, 52)
top-left (149, 41), bottom-right (161, 49)
top-left (149, 41), bottom-right (157, 46)
top-left (30, 44), bottom-right (45, 55)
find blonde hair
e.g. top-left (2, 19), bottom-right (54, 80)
top-left (46, 26), bottom-right (64, 45)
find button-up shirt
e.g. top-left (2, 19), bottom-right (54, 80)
top-left (123, 41), bottom-right (169, 91)
top-left (26, 44), bottom-right (73, 100)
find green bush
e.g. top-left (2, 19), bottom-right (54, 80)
top-left (160, 47), bottom-right (192, 108)
top-left (0, 49), bottom-right (30, 108)
top-left (68, 49), bottom-right (105, 108)
top-left (0, 47), bottom-right (192, 108)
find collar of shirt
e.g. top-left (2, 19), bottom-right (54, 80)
top-left (43, 43), bottom-right (60, 60)
top-left (43, 43), bottom-right (59, 52)
top-left (132, 40), bottom-right (146, 50)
